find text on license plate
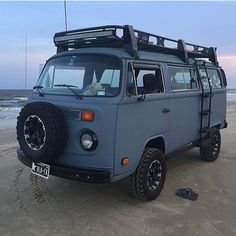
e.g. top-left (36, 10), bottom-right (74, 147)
top-left (31, 162), bottom-right (50, 179)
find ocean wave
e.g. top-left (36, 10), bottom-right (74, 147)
top-left (0, 107), bottom-right (21, 111)
top-left (0, 90), bottom-right (27, 121)
top-left (0, 98), bottom-right (26, 108)
top-left (14, 96), bottom-right (27, 100)
top-left (0, 107), bottom-right (21, 119)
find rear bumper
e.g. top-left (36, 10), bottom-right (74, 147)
top-left (17, 148), bottom-right (111, 183)
top-left (223, 120), bottom-right (228, 129)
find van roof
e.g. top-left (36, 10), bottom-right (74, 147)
top-left (50, 47), bottom-right (185, 64)
top-left (53, 25), bottom-right (219, 67)
top-left (50, 47), bottom-right (215, 68)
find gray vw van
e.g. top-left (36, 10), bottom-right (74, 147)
top-left (16, 25), bottom-right (227, 201)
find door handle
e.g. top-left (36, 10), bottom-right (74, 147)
top-left (162, 108), bottom-right (170, 113)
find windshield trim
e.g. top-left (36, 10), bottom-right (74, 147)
top-left (35, 53), bottom-right (123, 98)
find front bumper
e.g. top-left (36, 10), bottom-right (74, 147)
top-left (17, 148), bottom-right (111, 183)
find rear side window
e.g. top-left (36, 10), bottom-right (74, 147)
top-left (169, 67), bottom-right (198, 91)
top-left (199, 68), bottom-right (222, 89)
top-left (127, 66), bottom-right (164, 96)
top-left (207, 69), bottom-right (222, 89)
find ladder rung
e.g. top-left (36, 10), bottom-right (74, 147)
top-left (203, 93), bottom-right (213, 97)
top-left (201, 110), bottom-right (212, 115)
top-left (200, 127), bottom-right (209, 133)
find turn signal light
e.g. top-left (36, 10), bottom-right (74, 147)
top-left (81, 110), bottom-right (94, 122)
top-left (121, 157), bottom-right (129, 165)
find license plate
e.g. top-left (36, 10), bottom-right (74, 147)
top-left (31, 162), bottom-right (50, 179)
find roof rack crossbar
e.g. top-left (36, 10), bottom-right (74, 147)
top-left (53, 25), bottom-right (218, 66)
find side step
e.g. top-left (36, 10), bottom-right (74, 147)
top-left (167, 143), bottom-right (196, 158)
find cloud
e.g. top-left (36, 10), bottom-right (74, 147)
top-left (218, 55), bottom-right (236, 88)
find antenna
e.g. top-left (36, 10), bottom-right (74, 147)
top-left (64, 0), bottom-right (68, 31)
top-left (24, 33), bottom-right (27, 100)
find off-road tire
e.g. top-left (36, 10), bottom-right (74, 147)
top-left (130, 148), bottom-right (166, 201)
top-left (200, 127), bottom-right (221, 162)
top-left (17, 102), bottom-right (67, 163)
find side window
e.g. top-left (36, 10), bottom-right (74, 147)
top-left (199, 68), bottom-right (222, 89)
top-left (170, 70), bottom-right (185, 90)
top-left (183, 68), bottom-right (198, 89)
top-left (207, 69), bottom-right (222, 89)
top-left (169, 67), bottom-right (198, 91)
top-left (136, 70), bottom-right (155, 87)
top-left (135, 68), bottom-right (164, 95)
top-left (127, 66), bottom-right (164, 96)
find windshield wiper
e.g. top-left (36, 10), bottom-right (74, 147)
top-left (33, 85), bottom-right (44, 97)
top-left (54, 84), bottom-right (83, 99)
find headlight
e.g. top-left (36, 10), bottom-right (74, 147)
top-left (80, 131), bottom-right (98, 151)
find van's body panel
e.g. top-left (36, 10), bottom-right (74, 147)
top-left (168, 91), bottom-right (201, 152)
top-left (210, 89), bottom-right (227, 128)
top-left (19, 42), bottom-right (227, 182)
top-left (28, 95), bottom-right (118, 170)
top-left (115, 93), bottom-right (170, 175)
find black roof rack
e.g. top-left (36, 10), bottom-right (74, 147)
top-left (53, 25), bottom-right (219, 66)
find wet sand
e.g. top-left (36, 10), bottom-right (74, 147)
top-left (0, 103), bottom-right (236, 236)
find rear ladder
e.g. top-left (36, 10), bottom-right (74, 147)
top-left (196, 61), bottom-right (213, 145)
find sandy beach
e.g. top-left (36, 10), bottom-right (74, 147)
top-left (0, 102), bottom-right (235, 236)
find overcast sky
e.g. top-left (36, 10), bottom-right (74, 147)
top-left (0, 1), bottom-right (235, 89)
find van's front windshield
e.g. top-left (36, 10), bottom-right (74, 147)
top-left (37, 55), bottom-right (122, 97)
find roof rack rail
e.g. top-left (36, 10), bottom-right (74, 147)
top-left (53, 25), bottom-right (219, 66)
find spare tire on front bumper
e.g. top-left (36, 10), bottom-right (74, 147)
top-left (16, 102), bottom-right (67, 163)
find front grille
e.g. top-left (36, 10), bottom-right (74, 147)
top-left (61, 108), bottom-right (81, 120)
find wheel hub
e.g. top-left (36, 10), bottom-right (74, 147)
top-left (24, 115), bottom-right (46, 151)
top-left (147, 160), bottom-right (162, 190)
top-left (212, 134), bottom-right (219, 155)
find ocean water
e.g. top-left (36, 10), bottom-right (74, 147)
top-left (0, 89), bottom-right (236, 128)
top-left (227, 89), bottom-right (236, 101)
top-left (0, 90), bottom-right (31, 128)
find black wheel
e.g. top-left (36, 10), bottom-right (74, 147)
top-left (17, 102), bottom-right (67, 163)
top-left (130, 148), bottom-right (166, 201)
top-left (200, 127), bottom-right (221, 162)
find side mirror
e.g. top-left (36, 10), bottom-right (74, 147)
top-left (138, 88), bottom-right (146, 101)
